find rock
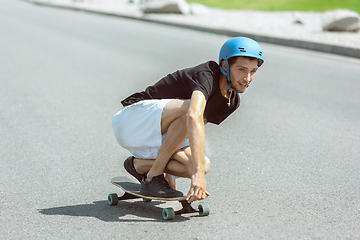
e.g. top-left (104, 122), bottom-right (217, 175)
top-left (189, 3), bottom-right (210, 16)
top-left (141, 0), bottom-right (190, 14)
top-left (322, 9), bottom-right (360, 32)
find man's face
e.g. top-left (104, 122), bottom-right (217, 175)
top-left (227, 57), bottom-right (259, 94)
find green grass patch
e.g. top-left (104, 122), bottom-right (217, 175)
top-left (186, 0), bottom-right (360, 13)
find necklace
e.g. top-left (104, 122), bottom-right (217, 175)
top-left (225, 90), bottom-right (233, 107)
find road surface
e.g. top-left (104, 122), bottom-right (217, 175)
top-left (1, 0), bottom-right (360, 238)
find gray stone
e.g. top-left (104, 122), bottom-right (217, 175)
top-left (189, 3), bottom-right (210, 16)
top-left (142, 0), bottom-right (190, 14)
top-left (322, 9), bottom-right (360, 32)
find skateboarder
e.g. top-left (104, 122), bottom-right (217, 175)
top-left (112, 37), bottom-right (264, 202)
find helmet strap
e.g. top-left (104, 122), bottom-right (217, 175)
top-left (225, 60), bottom-right (233, 93)
top-left (225, 60), bottom-right (231, 83)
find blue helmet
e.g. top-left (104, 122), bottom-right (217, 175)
top-left (219, 37), bottom-right (264, 84)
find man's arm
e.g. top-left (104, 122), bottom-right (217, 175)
top-left (186, 90), bottom-right (210, 202)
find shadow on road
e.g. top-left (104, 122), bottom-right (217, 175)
top-left (38, 200), bottom-right (192, 222)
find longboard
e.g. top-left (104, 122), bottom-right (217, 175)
top-left (108, 176), bottom-right (210, 220)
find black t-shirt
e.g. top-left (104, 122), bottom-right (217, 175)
top-left (121, 61), bottom-right (240, 125)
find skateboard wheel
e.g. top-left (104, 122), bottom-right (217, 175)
top-left (108, 193), bottom-right (119, 206)
top-left (162, 207), bottom-right (175, 220)
top-left (142, 198), bottom-right (151, 202)
top-left (198, 203), bottom-right (210, 216)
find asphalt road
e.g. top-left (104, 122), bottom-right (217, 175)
top-left (1, 0), bottom-right (360, 239)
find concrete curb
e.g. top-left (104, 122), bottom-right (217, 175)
top-left (31, 0), bottom-right (360, 59)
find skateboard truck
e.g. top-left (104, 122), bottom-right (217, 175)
top-left (176, 200), bottom-right (198, 215)
top-left (162, 200), bottom-right (210, 220)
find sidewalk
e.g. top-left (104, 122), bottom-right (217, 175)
top-left (29, 0), bottom-right (360, 59)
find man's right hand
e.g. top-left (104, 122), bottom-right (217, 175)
top-left (186, 172), bottom-right (210, 203)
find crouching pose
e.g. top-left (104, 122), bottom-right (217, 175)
top-left (112, 37), bottom-right (264, 202)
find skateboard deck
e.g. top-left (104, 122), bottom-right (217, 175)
top-left (111, 176), bottom-right (187, 201)
top-left (108, 176), bottom-right (210, 220)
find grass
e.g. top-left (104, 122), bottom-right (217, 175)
top-left (186, 0), bottom-right (360, 13)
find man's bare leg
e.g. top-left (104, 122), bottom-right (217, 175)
top-left (132, 99), bottom-right (211, 197)
top-left (134, 147), bottom-right (211, 189)
top-left (134, 156), bottom-right (185, 189)
top-left (135, 147), bottom-right (211, 178)
top-left (139, 99), bottom-right (191, 182)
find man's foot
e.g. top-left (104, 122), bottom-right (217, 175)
top-left (140, 174), bottom-right (183, 198)
top-left (123, 156), bottom-right (146, 183)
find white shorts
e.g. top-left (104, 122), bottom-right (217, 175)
top-left (112, 99), bottom-right (190, 159)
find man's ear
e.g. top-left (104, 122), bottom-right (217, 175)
top-left (220, 59), bottom-right (227, 73)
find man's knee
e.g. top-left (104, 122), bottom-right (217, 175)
top-left (184, 155), bottom-right (210, 175)
top-left (171, 147), bottom-right (210, 177)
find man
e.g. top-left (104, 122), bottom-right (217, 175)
top-left (112, 37), bottom-right (264, 203)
